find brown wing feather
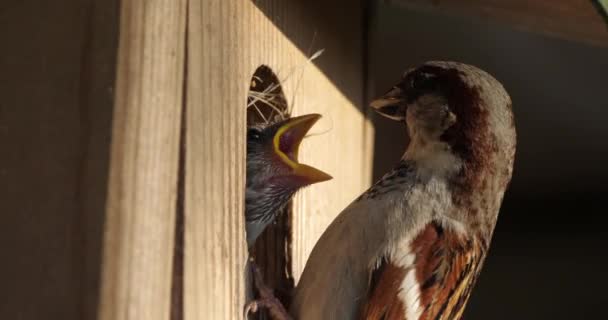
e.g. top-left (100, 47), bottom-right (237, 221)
top-left (361, 222), bottom-right (484, 320)
top-left (360, 259), bottom-right (407, 320)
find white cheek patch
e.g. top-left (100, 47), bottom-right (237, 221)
top-left (442, 110), bottom-right (457, 130)
top-left (404, 141), bottom-right (462, 179)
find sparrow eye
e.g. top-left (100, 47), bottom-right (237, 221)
top-left (412, 72), bottom-right (435, 90)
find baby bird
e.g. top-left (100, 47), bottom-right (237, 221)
top-left (246, 114), bottom-right (332, 248)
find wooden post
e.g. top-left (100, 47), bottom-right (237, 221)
top-left (185, 1), bottom-right (371, 319)
top-left (98, 1), bottom-right (187, 320)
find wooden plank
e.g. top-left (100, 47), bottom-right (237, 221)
top-left (185, 0), bottom-right (370, 318)
top-left (98, 1), bottom-right (186, 320)
top-left (390, 0), bottom-right (608, 47)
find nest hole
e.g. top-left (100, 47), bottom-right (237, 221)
top-left (246, 65), bottom-right (295, 316)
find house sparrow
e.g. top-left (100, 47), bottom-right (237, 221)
top-left (278, 61), bottom-right (515, 319)
top-left (246, 114), bottom-right (332, 248)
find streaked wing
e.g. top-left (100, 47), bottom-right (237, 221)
top-left (361, 222), bottom-right (484, 320)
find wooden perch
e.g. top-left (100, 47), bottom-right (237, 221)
top-left (390, 0), bottom-right (608, 47)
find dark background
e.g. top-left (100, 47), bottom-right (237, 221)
top-left (370, 4), bottom-right (608, 319)
top-left (0, 1), bottom-right (118, 319)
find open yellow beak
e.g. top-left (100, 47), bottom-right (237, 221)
top-left (273, 114), bottom-right (333, 184)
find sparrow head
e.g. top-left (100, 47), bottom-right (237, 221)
top-left (245, 113), bottom-right (332, 247)
top-left (371, 61), bottom-right (516, 241)
top-left (371, 66), bottom-right (457, 142)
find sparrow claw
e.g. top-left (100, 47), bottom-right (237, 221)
top-left (245, 260), bottom-right (292, 320)
top-left (243, 300), bottom-right (258, 318)
top-left (244, 297), bottom-right (291, 320)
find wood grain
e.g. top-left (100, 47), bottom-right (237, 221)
top-left (391, 0), bottom-right (608, 47)
top-left (185, 0), bottom-right (371, 319)
top-left (98, 1), bottom-right (186, 320)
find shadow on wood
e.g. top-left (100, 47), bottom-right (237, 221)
top-left (0, 1), bottom-right (119, 319)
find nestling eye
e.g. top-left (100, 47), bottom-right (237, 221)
top-left (248, 128), bottom-right (262, 140)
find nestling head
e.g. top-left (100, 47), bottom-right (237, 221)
top-left (245, 113), bottom-right (332, 247)
top-left (246, 113), bottom-right (332, 190)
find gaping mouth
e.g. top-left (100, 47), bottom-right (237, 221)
top-left (273, 114), bottom-right (332, 183)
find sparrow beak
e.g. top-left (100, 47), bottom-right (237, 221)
top-left (273, 114), bottom-right (333, 184)
top-left (370, 86), bottom-right (407, 121)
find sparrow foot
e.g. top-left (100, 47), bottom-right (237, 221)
top-left (244, 297), bottom-right (291, 320)
top-left (244, 261), bottom-right (292, 320)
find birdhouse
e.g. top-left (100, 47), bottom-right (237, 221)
top-left (1, 1), bottom-right (606, 320)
